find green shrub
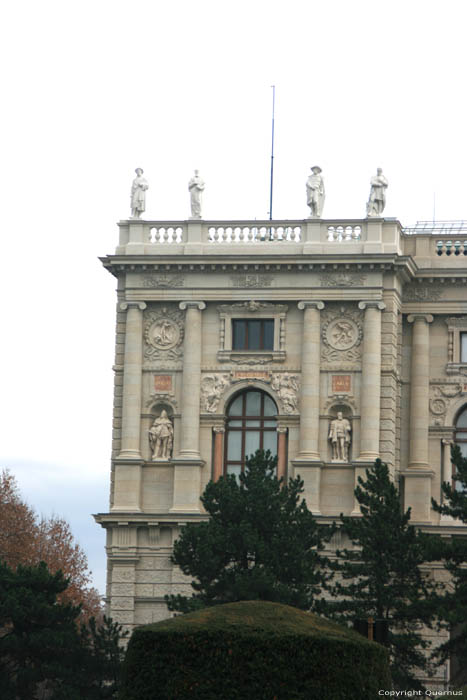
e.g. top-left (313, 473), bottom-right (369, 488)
top-left (119, 600), bottom-right (391, 700)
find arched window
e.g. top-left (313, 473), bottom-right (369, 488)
top-left (224, 390), bottom-right (277, 478)
top-left (454, 406), bottom-right (467, 490)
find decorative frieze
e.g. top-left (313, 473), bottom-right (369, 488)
top-left (403, 283), bottom-right (443, 301)
top-left (230, 274), bottom-right (274, 288)
top-left (143, 274), bottom-right (185, 288)
top-left (319, 273), bottom-right (366, 287)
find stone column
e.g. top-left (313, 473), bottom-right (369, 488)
top-left (212, 427), bottom-right (225, 482)
top-left (277, 427), bottom-right (288, 482)
top-left (118, 301), bottom-right (147, 459)
top-left (357, 301), bottom-right (386, 461)
top-left (296, 301), bottom-right (324, 460)
top-left (407, 314), bottom-right (433, 469)
top-left (178, 301), bottom-right (206, 459)
top-left (171, 301), bottom-right (205, 513)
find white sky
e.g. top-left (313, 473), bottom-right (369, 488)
top-left (1, 0), bottom-right (467, 594)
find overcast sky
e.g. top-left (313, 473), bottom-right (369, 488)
top-left (1, 0), bottom-right (466, 595)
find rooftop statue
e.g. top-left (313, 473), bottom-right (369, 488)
top-left (130, 168), bottom-right (149, 219)
top-left (188, 169), bottom-right (205, 219)
top-left (306, 166), bottom-right (325, 218)
top-left (366, 168), bottom-right (388, 218)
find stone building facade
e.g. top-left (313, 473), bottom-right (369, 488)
top-left (94, 217), bottom-right (467, 636)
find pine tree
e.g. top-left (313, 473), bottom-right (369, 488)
top-left (324, 459), bottom-right (440, 691)
top-left (431, 443), bottom-right (467, 686)
top-left (166, 450), bottom-right (331, 613)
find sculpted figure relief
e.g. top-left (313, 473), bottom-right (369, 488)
top-left (306, 166), bottom-right (325, 218)
top-left (366, 168), bottom-right (388, 217)
top-left (130, 168), bottom-right (149, 219)
top-left (149, 410), bottom-right (174, 460)
top-left (271, 373), bottom-right (300, 414)
top-left (188, 169), bottom-right (205, 218)
top-left (328, 412), bottom-right (351, 462)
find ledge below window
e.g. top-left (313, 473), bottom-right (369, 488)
top-left (445, 363), bottom-right (467, 376)
top-left (217, 350), bottom-right (286, 364)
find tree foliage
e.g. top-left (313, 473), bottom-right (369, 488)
top-left (324, 459), bottom-right (440, 691)
top-left (0, 560), bottom-right (126, 700)
top-left (166, 450), bottom-right (331, 613)
top-left (432, 444), bottom-right (467, 685)
top-left (0, 469), bottom-right (101, 619)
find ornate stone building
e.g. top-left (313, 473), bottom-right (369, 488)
top-left (94, 217), bottom-right (467, 635)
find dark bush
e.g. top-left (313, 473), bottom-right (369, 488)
top-left (119, 600), bottom-right (391, 700)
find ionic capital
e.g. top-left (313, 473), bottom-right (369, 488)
top-left (213, 426), bottom-right (225, 434)
top-left (407, 314), bottom-right (434, 324)
top-left (179, 301), bottom-right (206, 311)
top-left (277, 426), bottom-right (288, 434)
top-left (120, 301), bottom-right (147, 312)
top-left (298, 301), bottom-right (325, 311)
top-left (358, 300), bottom-right (386, 311)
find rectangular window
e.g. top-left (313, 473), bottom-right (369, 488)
top-left (232, 319), bottom-right (274, 351)
top-left (461, 333), bottom-right (467, 363)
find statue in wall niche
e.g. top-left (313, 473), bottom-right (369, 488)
top-left (149, 410), bottom-right (174, 460)
top-left (306, 166), bottom-right (325, 218)
top-left (130, 168), bottom-right (149, 219)
top-left (366, 168), bottom-right (388, 217)
top-left (328, 412), bottom-right (352, 462)
top-left (188, 169), bottom-right (205, 218)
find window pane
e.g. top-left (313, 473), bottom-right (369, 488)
top-left (228, 396), bottom-right (243, 416)
top-left (456, 432), bottom-right (467, 440)
top-left (263, 420), bottom-right (276, 427)
top-left (227, 464), bottom-right (241, 480)
top-left (232, 321), bottom-right (246, 350)
top-left (263, 430), bottom-right (278, 455)
top-left (245, 420), bottom-right (260, 427)
top-left (246, 391), bottom-right (261, 415)
top-left (227, 431), bottom-right (242, 460)
top-left (228, 420), bottom-right (242, 427)
top-left (461, 333), bottom-right (467, 363)
top-left (245, 431), bottom-right (260, 457)
top-left (264, 395), bottom-right (277, 416)
top-left (247, 320), bottom-right (261, 350)
top-left (457, 408), bottom-right (467, 428)
top-left (263, 320), bottom-right (274, 350)
top-left (460, 443), bottom-right (467, 459)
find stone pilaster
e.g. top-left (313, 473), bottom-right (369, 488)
top-left (112, 301), bottom-right (146, 513)
top-left (118, 301), bottom-right (147, 459)
top-left (296, 301), bottom-right (324, 460)
top-left (407, 314), bottom-right (433, 469)
top-left (357, 301), bottom-right (386, 461)
top-left (171, 301), bottom-right (206, 513)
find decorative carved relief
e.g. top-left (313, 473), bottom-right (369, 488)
top-left (321, 306), bottom-right (363, 363)
top-left (217, 301), bottom-right (287, 313)
top-left (143, 274), bottom-right (185, 288)
top-left (403, 284), bottom-right (443, 302)
top-left (229, 354), bottom-right (275, 365)
top-left (146, 394), bottom-right (178, 411)
top-left (429, 382), bottom-right (463, 425)
top-left (271, 373), bottom-right (300, 414)
top-left (230, 274), bottom-right (274, 288)
top-left (319, 273), bottom-right (366, 287)
top-left (201, 374), bottom-right (231, 413)
top-left (144, 306), bottom-right (184, 361)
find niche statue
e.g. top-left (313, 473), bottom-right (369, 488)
top-left (328, 412), bottom-right (351, 462)
top-left (149, 410), bottom-right (174, 460)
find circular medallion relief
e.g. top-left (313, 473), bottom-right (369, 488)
top-left (325, 318), bottom-right (359, 351)
top-left (429, 398), bottom-right (446, 416)
top-left (148, 318), bottom-right (180, 350)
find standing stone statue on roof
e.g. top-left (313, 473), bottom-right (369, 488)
top-left (130, 168), bottom-right (149, 219)
top-left (366, 168), bottom-right (388, 217)
top-left (188, 169), bottom-right (205, 219)
top-left (306, 166), bottom-right (325, 218)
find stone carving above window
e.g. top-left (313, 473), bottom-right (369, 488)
top-left (271, 373), bottom-right (300, 414)
top-left (321, 306), bottom-right (363, 364)
top-left (201, 374), bottom-right (231, 413)
top-left (144, 306), bottom-right (184, 361)
top-left (429, 382), bottom-right (464, 425)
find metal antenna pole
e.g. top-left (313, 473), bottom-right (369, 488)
top-left (269, 85), bottom-right (275, 221)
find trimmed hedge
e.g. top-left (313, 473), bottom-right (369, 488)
top-left (119, 601), bottom-right (391, 699)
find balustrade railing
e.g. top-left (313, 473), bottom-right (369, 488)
top-left (207, 225), bottom-right (302, 243)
